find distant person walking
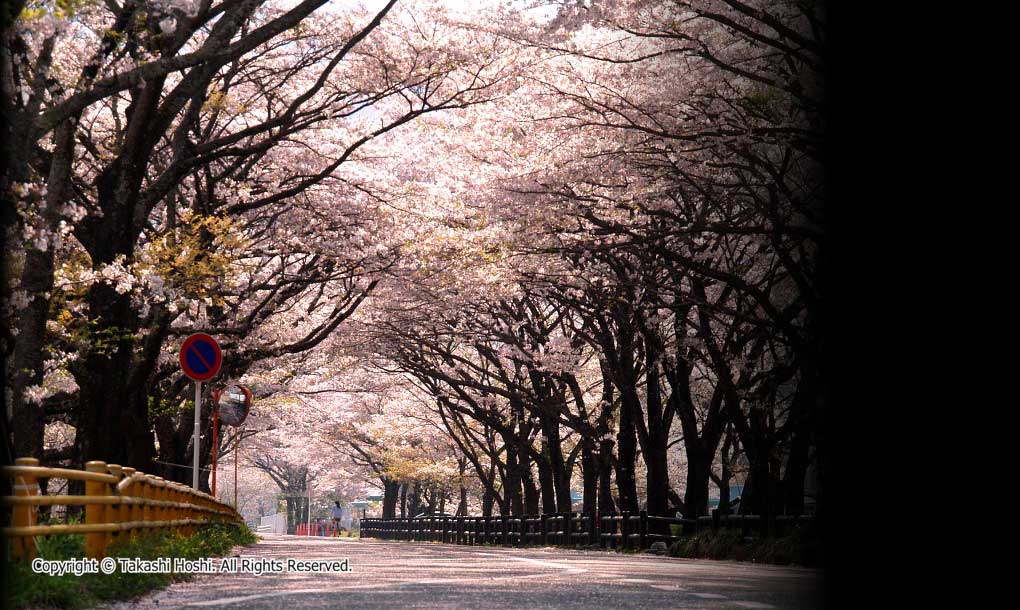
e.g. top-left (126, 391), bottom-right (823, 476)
top-left (331, 501), bottom-right (345, 536)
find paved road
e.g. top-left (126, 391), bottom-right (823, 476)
top-left (107, 534), bottom-right (824, 610)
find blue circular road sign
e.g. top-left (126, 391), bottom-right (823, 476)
top-left (179, 333), bottom-right (222, 381)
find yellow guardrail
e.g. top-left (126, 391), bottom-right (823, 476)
top-left (2, 457), bottom-right (243, 559)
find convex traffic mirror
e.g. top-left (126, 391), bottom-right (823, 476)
top-left (215, 384), bottom-right (252, 426)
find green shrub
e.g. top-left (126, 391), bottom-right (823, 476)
top-left (4, 523), bottom-right (256, 609)
top-left (35, 531), bottom-right (86, 560)
top-left (668, 523), bottom-right (820, 566)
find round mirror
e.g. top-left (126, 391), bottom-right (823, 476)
top-left (216, 384), bottom-right (251, 426)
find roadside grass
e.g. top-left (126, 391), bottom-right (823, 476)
top-left (4, 523), bottom-right (257, 609)
top-left (667, 523), bottom-right (821, 566)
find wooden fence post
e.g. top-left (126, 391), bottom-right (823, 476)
top-left (161, 478), bottom-right (173, 536)
top-left (151, 477), bottom-right (163, 536)
top-left (183, 485), bottom-right (192, 535)
top-left (639, 510), bottom-right (648, 549)
top-left (167, 483), bottom-right (177, 534)
top-left (11, 457), bottom-right (40, 559)
top-left (105, 464), bottom-right (123, 548)
top-left (138, 474), bottom-right (150, 534)
top-left (121, 467), bottom-right (137, 541)
top-left (164, 478), bottom-right (175, 535)
top-left (84, 461), bottom-right (108, 558)
top-left (563, 511), bottom-right (572, 547)
top-left (157, 477), bottom-right (170, 536)
top-left (621, 511), bottom-right (630, 550)
top-left (183, 484), bottom-right (191, 533)
top-left (177, 483), bottom-right (188, 535)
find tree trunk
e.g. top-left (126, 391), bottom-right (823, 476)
top-left (382, 478), bottom-right (399, 519)
top-left (782, 426), bottom-right (811, 515)
top-left (782, 365), bottom-right (819, 515)
top-left (407, 481), bottom-right (424, 517)
top-left (683, 448), bottom-right (713, 518)
top-left (643, 356), bottom-right (670, 517)
top-left (598, 440), bottom-right (617, 515)
top-left (537, 442), bottom-right (557, 513)
top-left (581, 442), bottom-right (598, 516)
top-left (72, 276), bottom-right (158, 473)
top-left (522, 455), bottom-right (540, 515)
top-left (717, 472), bottom-right (731, 516)
top-left (615, 395), bottom-right (640, 513)
top-left (644, 441), bottom-right (670, 517)
top-left (456, 485), bottom-right (468, 516)
top-left (503, 438), bottom-right (524, 516)
top-left (9, 120), bottom-right (77, 462)
top-left (285, 495), bottom-right (300, 534)
top-left (544, 417), bottom-right (572, 513)
top-left (153, 396), bottom-right (199, 485)
top-left (482, 486), bottom-right (494, 517)
top-left (72, 287), bottom-right (140, 467)
top-left (9, 248), bottom-right (53, 461)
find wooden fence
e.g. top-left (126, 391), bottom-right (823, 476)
top-left (2, 457), bottom-right (243, 559)
top-left (362, 512), bottom-right (813, 550)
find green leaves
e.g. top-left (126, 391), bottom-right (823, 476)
top-left (3, 524), bottom-right (257, 609)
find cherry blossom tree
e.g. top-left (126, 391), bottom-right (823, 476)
top-left (3, 0), bottom-right (516, 477)
top-left (3, 0), bottom-right (826, 528)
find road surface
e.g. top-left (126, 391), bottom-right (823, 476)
top-left (107, 534), bottom-right (824, 610)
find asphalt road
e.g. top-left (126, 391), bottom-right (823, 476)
top-left (106, 534), bottom-right (824, 610)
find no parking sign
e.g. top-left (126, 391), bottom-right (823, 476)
top-left (179, 333), bottom-right (222, 381)
top-left (180, 333), bottom-right (222, 490)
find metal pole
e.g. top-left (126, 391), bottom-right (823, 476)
top-left (192, 381), bottom-right (202, 490)
top-left (307, 486), bottom-right (312, 536)
top-left (211, 408), bottom-right (219, 496)
top-left (234, 427), bottom-right (240, 509)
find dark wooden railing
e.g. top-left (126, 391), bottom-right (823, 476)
top-left (362, 512), bottom-right (812, 549)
